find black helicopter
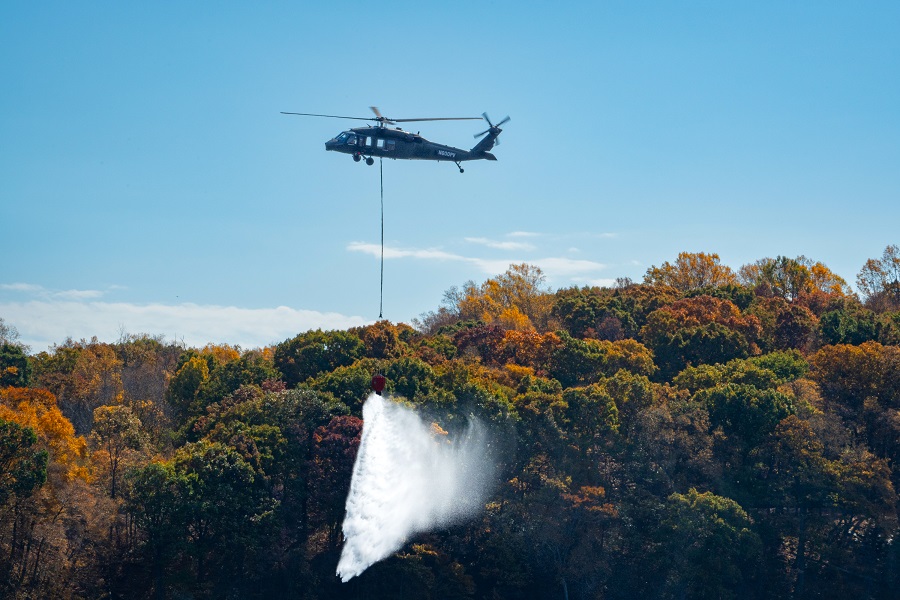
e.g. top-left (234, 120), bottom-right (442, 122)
top-left (281, 107), bottom-right (510, 173)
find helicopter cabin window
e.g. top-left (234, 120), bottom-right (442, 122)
top-left (365, 136), bottom-right (373, 147)
top-left (346, 134), bottom-right (357, 145)
top-left (385, 140), bottom-right (395, 151)
top-left (376, 138), bottom-right (385, 149)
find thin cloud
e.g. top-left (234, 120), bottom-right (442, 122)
top-left (507, 231), bottom-right (542, 238)
top-left (464, 237), bottom-right (536, 251)
top-left (348, 242), bottom-right (461, 261)
top-left (1, 301), bottom-right (369, 352)
top-left (2, 282), bottom-right (114, 300)
top-left (1, 283), bottom-right (46, 293)
top-left (535, 257), bottom-right (606, 277)
top-left (347, 242), bottom-right (606, 280)
top-left (55, 289), bottom-right (105, 300)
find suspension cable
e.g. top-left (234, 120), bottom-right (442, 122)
top-left (379, 157), bottom-right (384, 319)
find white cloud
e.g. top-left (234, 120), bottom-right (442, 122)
top-left (54, 289), bottom-right (106, 300)
top-left (1, 283), bottom-right (46, 293)
top-left (348, 242), bottom-right (462, 261)
top-left (533, 257), bottom-right (606, 278)
top-left (507, 231), bottom-right (542, 238)
top-left (464, 237), bottom-right (536, 251)
top-left (347, 242), bottom-right (606, 281)
top-left (0, 301), bottom-right (369, 352)
top-left (1, 282), bottom-right (115, 300)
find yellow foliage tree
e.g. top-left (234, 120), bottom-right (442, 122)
top-left (0, 387), bottom-right (88, 481)
top-left (199, 343), bottom-right (242, 365)
top-left (457, 263), bottom-right (553, 331)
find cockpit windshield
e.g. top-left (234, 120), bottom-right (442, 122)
top-left (333, 132), bottom-right (357, 145)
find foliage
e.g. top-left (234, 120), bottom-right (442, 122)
top-left (9, 255), bottom-right (900, 599)
top-left (643, 251), bottom-right (737, 291)
top-left (455, 263), bottom-right (553, 331)
top-left (740, 255), bottom-right (851, 300)
top-left (274, 328), bottom-right (364, 387)
top-left (641, 295), bottom-right (762, 379)
top-left (0, 418), bottom-right (48, 505)
top-left (1, 343), bottom-right (32, 387)
top-left (857, 244), bottom-right (900, 312)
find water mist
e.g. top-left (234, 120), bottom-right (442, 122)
top-left (336, 393), bottom-right (496, 582)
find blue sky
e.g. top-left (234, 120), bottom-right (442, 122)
top-left (2, 2), bottom-right (899, 351)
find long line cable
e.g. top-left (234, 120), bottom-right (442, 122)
top-left (379, 157), bottom-right (384, 319)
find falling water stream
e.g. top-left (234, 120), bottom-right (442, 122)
top-left (336, 393), bottom-right (496, 582)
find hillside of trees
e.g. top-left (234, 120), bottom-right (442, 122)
top-left (2, 247), bottom-right (899, 600)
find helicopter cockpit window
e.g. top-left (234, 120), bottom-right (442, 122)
top-left (346, 134), bottom-right (357, 145)
top-left (335, 132), bottom-right (349, 143)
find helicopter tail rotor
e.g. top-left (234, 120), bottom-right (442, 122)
top-left (474, 113), bottom-right (510, 145)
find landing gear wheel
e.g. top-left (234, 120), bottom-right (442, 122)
top-left (365, 157), bottom-right (374, 166)
top-left (353, 154), bottom-right (361, 162)
top-left (455, 161), bottom-right (464, 173)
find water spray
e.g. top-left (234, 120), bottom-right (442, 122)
top-left (336, 393), bottom-right (496, 582)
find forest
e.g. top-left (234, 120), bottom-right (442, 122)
top-left (1, 246), bottom-right (899, 600)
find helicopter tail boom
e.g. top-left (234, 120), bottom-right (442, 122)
top-left (470, 113), bottom-right (509, 157)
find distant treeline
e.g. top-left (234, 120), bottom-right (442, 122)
top-left (1, 247), bottom-right (899, 599)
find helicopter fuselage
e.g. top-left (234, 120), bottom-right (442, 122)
top-left (325, 126), bottom-right (497, 163)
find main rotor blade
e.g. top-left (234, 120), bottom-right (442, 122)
top-left (495, 115), bottom-right (511, 127)
top-left (391, 117), bottom-right (483, 123)
top-left (281, 112), bottom-right (373, 121)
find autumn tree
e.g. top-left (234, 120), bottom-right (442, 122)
top-left (0, 418), bottom-right (49, 592)
top-left (0, 343), bottom-right (31, 387)
top-left (856, 244), bottom-right (900, 312)
top-left (307, 415), bottom-right (362, 549)
top-left (274, 328), bottom-right (364, 387)
top-left (659, 489), bottom-right (761, 599)
top-left (352, 320), bottom-right (410, 359)
top-left (549, 332), bottom-right (656, 388)
top-left (91, 404), bottom-right (146, 498)
top-left (0, 386), bottom-right (88, 480)
top-left (0, 418), bottom-right (48, 506)
top-left (739, 255), bottom-right (851, 300)
top-left (643, 251), bottom-right (737, 291)
top-left (166, 355), bottom-right (210, 417)
top-left (456, 263), bottom-right (553, 331)
top-left (640, 295), bottom-right (762, 379)
top-left (31, 338), bottom-right (127, 434)
top-left (194, 348), bottom-right (281, 409)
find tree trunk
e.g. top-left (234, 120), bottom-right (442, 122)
top-left (794, 506), bottom-right (806, 599)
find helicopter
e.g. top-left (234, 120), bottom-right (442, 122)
top-left (281, 107), bottom-right (510, 173)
